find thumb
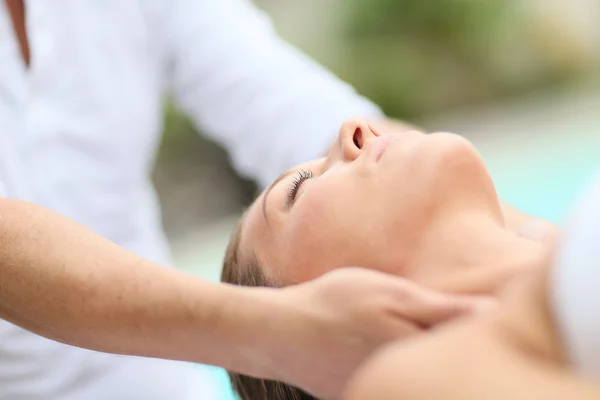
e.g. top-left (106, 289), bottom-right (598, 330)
top-left (391, 281), bottom-right (497, 326)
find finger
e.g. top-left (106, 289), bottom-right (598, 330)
top-left (370, 318), bottom-right (424, 353)
top-left (388, 280), bottom-right (496, 326)
top-left (387, 317), bottom-right (424, 338)
top-left (413, 294), bottom-right (496, 326)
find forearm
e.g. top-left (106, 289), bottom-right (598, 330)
top-left (0, 198), bottom-right (273, 372)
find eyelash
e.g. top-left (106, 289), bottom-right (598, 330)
top-left (285, 169), bottom-right (313, 207)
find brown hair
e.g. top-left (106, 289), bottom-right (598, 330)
top-left (221, 217), bottom-right (318, 400)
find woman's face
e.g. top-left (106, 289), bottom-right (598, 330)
top-left (240, 117), bottom-right (501, 284)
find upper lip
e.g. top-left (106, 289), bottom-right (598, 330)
top-left (372, 133), bottom-right (400, 162)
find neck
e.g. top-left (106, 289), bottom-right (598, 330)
top-left (405, 210), bottom-right (548, 296)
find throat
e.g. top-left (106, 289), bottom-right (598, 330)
top-left (404, 212), bottom-right (548, 296)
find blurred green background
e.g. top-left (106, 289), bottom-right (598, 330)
top-left (340, 0), bottom-right (593, 117)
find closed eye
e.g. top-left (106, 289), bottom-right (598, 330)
top-left (285, 169), bottom-right (313, 208)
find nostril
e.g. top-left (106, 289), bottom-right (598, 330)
top-left (353, 127), bottom-right (363, 149)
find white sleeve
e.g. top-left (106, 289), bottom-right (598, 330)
top-left (551, 169), bottom-right (600, 379)
top-left (164, 0), bottom-right (384, 187)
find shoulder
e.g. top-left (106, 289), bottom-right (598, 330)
top-left (346, 315), bottom-right (600, 400)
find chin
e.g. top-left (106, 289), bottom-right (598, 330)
top-left (426, 133), bottom-right (483, 169)
top-left (429, 134), bottom-right (496, 195)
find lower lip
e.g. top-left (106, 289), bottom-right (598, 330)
top-left (372, 133), bottom-right (401, 162)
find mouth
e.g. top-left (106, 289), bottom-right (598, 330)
top-left (372, 133), bottom-right (402, 162)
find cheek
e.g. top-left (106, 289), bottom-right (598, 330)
top-left (279, 179), bottom-right (359, 282)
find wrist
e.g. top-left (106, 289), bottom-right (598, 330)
top-left (211, 284), bottom-right (294, 380)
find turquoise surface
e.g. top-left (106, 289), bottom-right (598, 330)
top-left (483, 142), bottom-right (598, 223)
top-left (196, 365), bottom-right (237, 400)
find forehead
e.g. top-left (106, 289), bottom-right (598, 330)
top-left (241, 193), bottom-right (269, 259)
top-left (240, 180), bottom-right (286, 278)
top-left (239, 157), bottom-right (327, 271)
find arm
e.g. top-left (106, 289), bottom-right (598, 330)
top-left (0, 198), bottom-right (487, 398)
top-left (0, 197), bottom-right (265, 369)
top-left (164, 0), bottom-right (388, 187)
top-left (345, 319), bottom-right (600, 400)
top-left (344, 268), bottom-right (598, 400)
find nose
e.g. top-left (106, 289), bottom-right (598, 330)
top-left (336, 118), bottom-right (378, 162)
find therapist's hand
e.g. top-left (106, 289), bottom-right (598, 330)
top-left (257, 267), bottom-right (494, 399)
top-left (344, 267), bottom-right (570, 400)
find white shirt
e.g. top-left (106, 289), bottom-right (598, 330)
top-left (552, 168), bottom-right (600, 379)
top-left (0, 0), bottom-right (383, 398)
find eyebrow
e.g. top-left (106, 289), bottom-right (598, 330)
top-left (262, 170), bottom-right (295, 225)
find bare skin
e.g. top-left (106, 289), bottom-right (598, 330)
top-left (0, 198), bottom-right (494, 399)
top-left (371, 120), bottom-right (554, 239)
top-left (345, 262), bottom-right (600, 400)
